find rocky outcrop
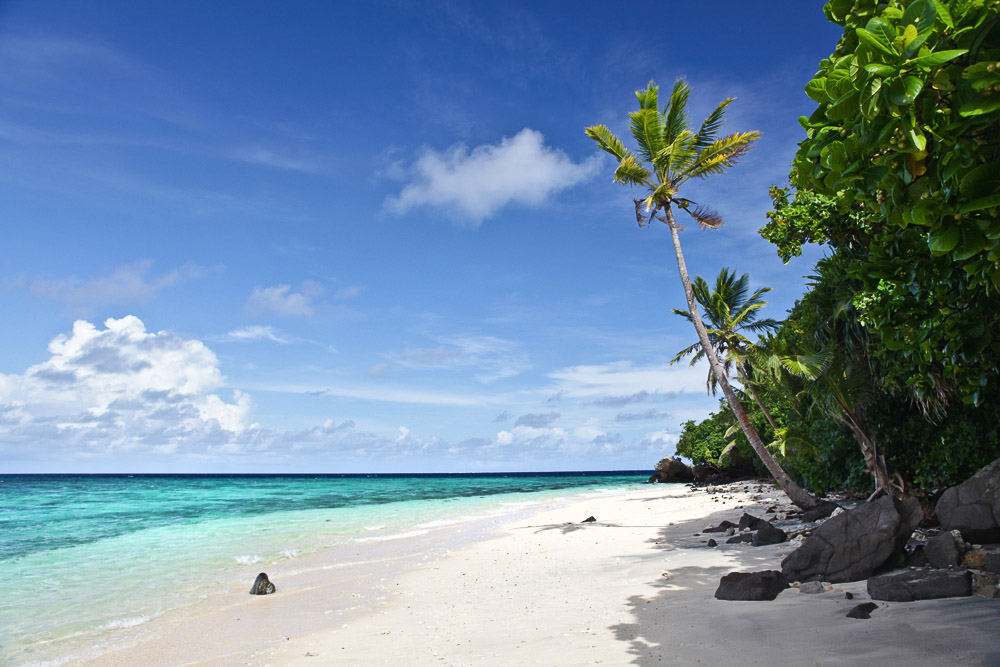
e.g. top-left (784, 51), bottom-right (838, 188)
top-left (781, 495), bottom-right (922, 583)
top-left (867, 569), bottom-right (972, 601)
top-left (651, 457), bottom-right (695, 483)
top-left (249, 572), bottom-right (276, 595)
top-left (936, 457), bottom-right (1000, 543)
top-left (714, 570), bottom-right (789, 601)
top-left (752, 523), bottom-right (787, 547)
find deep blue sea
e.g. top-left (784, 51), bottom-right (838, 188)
top-left (0, 471), bottom-right (649, 665)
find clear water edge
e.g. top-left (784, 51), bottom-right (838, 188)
top-left (0, 472), bottom-right (651, 666)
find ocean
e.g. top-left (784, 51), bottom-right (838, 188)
top-left (0, 471), bottom-right (650, 665)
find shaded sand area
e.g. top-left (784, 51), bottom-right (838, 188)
top-left (83, 483), bottom-right (1000, 666)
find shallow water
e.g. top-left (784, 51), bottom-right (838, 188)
top-left (0, 472), bottom-right (648, 665)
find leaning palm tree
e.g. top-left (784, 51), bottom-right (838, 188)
top-left (586, 79), bottom-right (821, 510)
top-left (670, 268), bottom-right (782, 433)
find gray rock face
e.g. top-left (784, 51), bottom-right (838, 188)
top-left (714, 570), bottom-right (789, 601)
top-left (867, 569), bottom-right (972, 601)
top-left (249, 572), bottom-right (276, 595)
top-left (780, 496), bottom-right (921, 583)
top-left (986, 552), bottom-right (1000, 574)
top-left (925, 532), bottom-right (961, 569)
top-left (738, 513), bottom-right (769, 532)
top-left (752, 523), bottom-right (787, 547)
top-left (936, 457), bottom-right (1000, 543)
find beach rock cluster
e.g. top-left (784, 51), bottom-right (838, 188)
top-left (705, 512), bottom-right (787, 547)
top-left (780, 495), bottom-right (922, 583)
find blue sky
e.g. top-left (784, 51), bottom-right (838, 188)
top-left (0, 1), bottom-right (843, 473)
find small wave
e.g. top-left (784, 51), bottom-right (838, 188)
top-left (351, 529), bottom-right (428, 543)
top-left (99, 614), bottom-right (155, 631)
top-left (364, 525), bottom-right (386, 531)
top-left (280, 549), bottom-right (300, 559)
top-left (234, 554), bottom-right (263, 565)
top-left (414, 518), bottom-right (465, 529)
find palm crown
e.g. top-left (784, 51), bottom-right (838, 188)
top-left (671, 268), bottom-right (781, 394)
top-left (585, 79), bottom-right (760, 228)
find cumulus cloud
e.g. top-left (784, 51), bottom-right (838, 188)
top-left (0, 316), bottom-right (256, 460)
top-left (383, 128), bottom-right (599, 224)
top-left (245, 281), bottom-right (322, 317)
top-left (7, 260), bottom-right (213, 307)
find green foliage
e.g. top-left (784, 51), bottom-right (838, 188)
top-left (790, 0), bottom-right (1000, 411)
top-left (675, 412), bottom-right (733, 465)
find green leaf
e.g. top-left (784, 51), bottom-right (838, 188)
top-left (826, 90), bottom-right (860, 121)
top-left (805, 77), bottom-right (828, 102)
top-left (906, 123), bottom-right (927, 151)
top-left (902, 0), bottom-right (936, 32)
top-left (959, 96), bottom-right (1000, 117)
top-left (824, 0), bottom-right (854, 23)
top-left (953, 228), bottom-right (987, 261)
top-left (911, 200), bottom-right (938, 226)
top-left (928, 225), bottom-right (960, 253)
top-left (821, 141), bottom-right (848, 172)
top-left (888, 75), bottom-right (924, 104)
top-left (856, 27), bottom-right (896, 57)
top-left (959, 164), bottom-right (999, 199)
top-left (959, 193), bottom-right (1000, 214)
top-left (905, 49), bottom-right (967, 68)
top-left (864, 62), bottom-right (898, 76)
top-left (932, 0), bottom-right (953, 29)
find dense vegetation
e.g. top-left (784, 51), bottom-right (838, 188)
top-left (677, 0), bottom-right (1000, 496)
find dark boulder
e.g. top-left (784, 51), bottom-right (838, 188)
top-left (800, 501), bottom-right (841, 523)
top-left (706, 538), bottom-right (718, 547)
top-left (781, 495), bottom-right (922, 583)
top-left (738, 513), bottom-right (769, 532)
top-left (936, 457), bottom-right (1000, 543)
top-left (925, 532), bottom-right (961, 569)
top-left (867, 569), bottom-right (972, 601)
top-left (903, 544), bottom-right (929, 568)
top-left (249, 572), bottom-right (276, 595)
top-left (986, 552), bottom-right (1000, 574)
top-left (752, 523), bottom-right (787, 547)
top-left (581, 516), bottom-right (597, 523)
top-left (845, 602), bottom-right (879, 619)
top-left (653, 457), bottom-right (695, 483)
top-left (726, 533), bottom-right (754, 544)
top-left (714, 570), bottom-right (789, 601)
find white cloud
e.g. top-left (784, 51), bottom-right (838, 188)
top-left (0, 316), bottom-right (258, 460)
top-left (384, 128), bottom-right (599, 224)
top-left (245, 281), bottom-right (322, 317)
top-left (223, 326), bottom-right (291, 343)
top-left (8, 260), bottom-right (213, 307)
top-left (549, 360), bottom-right (710, 399)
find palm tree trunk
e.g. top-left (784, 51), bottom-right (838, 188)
top-left (736, 364), bottom-right (781, 434)
top-left (663, 206), bottom-right (821, 510)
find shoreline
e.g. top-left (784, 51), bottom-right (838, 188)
top-left (78, 482), bottom-right (1000, 666)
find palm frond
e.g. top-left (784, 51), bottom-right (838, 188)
top-left (614, 154), bottom-right (653, 187)
top-left (693, 98), bottom-right (733, 152)
top-left (662, 79), bottom-right (690, 145)
top-left (584, 125), bottom-right (631, 161)
top-left (683, 204), bottom-right (724, 229)
top-left (687, 131), bottom-right (762, 180)
top-left (629, 109), bottom-right (664, 164)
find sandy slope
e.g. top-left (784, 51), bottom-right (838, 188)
top-left (86, 483), bottom-right (1000, 666)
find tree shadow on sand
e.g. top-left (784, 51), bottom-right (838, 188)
top-left (607, 506), bottom-right (1000, 666)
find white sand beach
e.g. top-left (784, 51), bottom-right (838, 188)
top-left (83, 483), bottom-right (1000, 666)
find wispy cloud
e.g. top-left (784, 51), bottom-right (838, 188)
top-left (514, 412), bottom-right (559, 428)
top-left (383, 128), bottom-right (599, 224)
top-left (222, 326), bottom-right (291, 344)
top-left (245, 281), bottom-right (323, 317)
top-left (394, 334), bottom-right (529, 383)
top-left (550, 361), bottom-right (710, 399)
top-left (614, 409), bottom-right (670, 422)
top-left (5, 260), bottom-right (215, 307)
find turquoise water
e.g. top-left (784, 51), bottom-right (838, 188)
top-left (0, 472), bottom-right (648, 665)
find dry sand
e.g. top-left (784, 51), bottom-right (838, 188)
top-left (84, 483), bottom-right (1000, 666)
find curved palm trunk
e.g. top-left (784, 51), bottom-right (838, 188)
top-left (664, 207), bottom-right (821, 510)
top-left (736, 364), bottom-right (781, 434)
